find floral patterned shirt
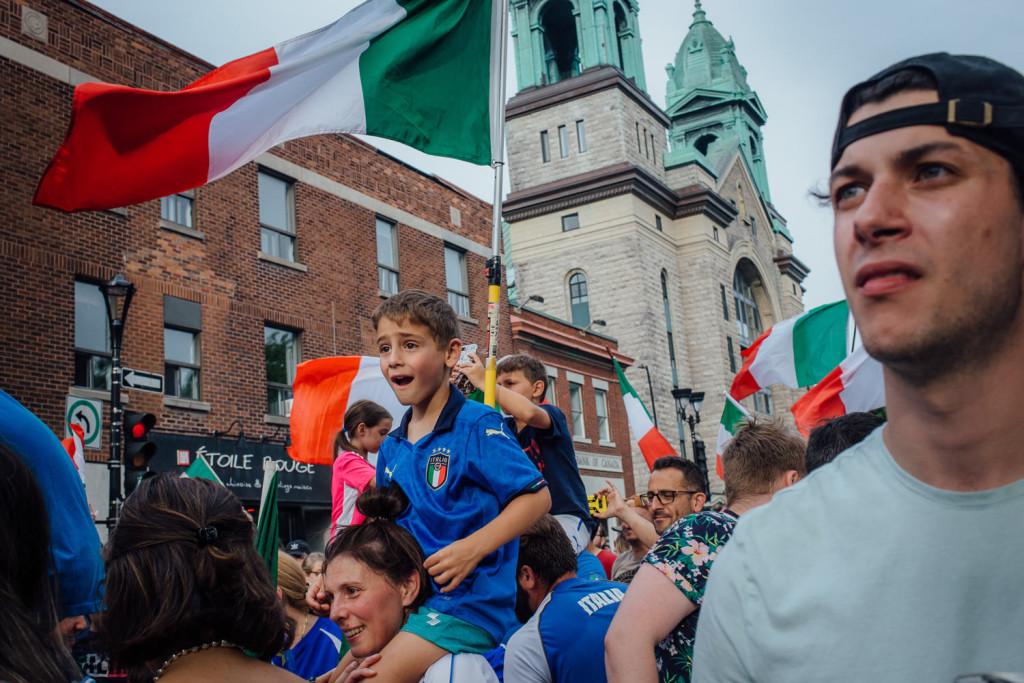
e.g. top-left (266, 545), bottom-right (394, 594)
top-left (644, 511), bottom-right (738, 683)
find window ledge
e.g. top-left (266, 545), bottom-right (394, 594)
top-left (264, 414), bottom-right (290, 425)
top-left (573, 435), bottom-right (590, 444)
top-left (161, 219), bottom-right (205, 240)
top-left (68, 386), bottom-right (130, 403)
top-left (458, 315), bottom-right (478, 326)
top-left (599, 440), bottom-right (616, 448)
top-left (258, 251), bottom-right (308, 272)
top-left (379, 289), bottom-right (397, 299)
top-left (163, 396), bottom-right (211, 412)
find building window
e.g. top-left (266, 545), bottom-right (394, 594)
top-left (636, 122), bottom-right (642, 153)
top-left (541, 130), bottom-right (551, 163)
top-left (754, 387), bottom-right (773, 414)
top-left (595, 388), bottom-right (610, 442)
top-left (561, 213), bottom-right (580, 232)
top-left (444, 246), bottom-right (470, 317)
top-left (376, 217), bottom-right (399, 295)
top-left (750, 215), bottom-right (757, 238)
top-left (728, 336), bottom-right (737, 373)
top-left (74, 281), bottom-right (111, 390)
top-left (558, 125), bottom-right (569, 158)
top-left (721, 284), bottom-right (729, 320)
top-left (576, 120), bottom-right (587, 152)
top-left (161, 188), bottom-right (194, 228)
top-left (734, 268), bottom-right (763, 348)
top-left (259, 170), bottom-right (296, 261)
top-left (265, 326), bottom-right (299, 416)
top-left (569, 381), bottom-right (585, 437)
top-left (164, 296), bottom-right (201, 400)
top-left (662, 270), bottom-right (678, 387)
top-left (643, 127), bottom-right (650, 158)
top-left (713, 226), bottom-right (720, 242)
top-left (656, 215), bottom-right (663, 231)
top-left (569, 272), bottom-right (590, 327)
top-left (545, 371), bottom-right (558, 406)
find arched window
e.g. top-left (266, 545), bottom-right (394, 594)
top-left (614, 3), bottom-right (628, 72)
top-left (569, 272), bottom-right (590, 327)
top-left (541, 0), bottom-right (580, 85)
top-left (733, 268), bottom-right (763, 348)
top-left (694, 133), bottom-right (716, 156)
top-left (748, 135), bottom-right (758, 157)
top-left (662, 270), bottom-right (679, 387)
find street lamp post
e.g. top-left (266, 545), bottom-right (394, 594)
top-left (671, 388), bottom-right (709, 497)
top-left (636, 364), bottom-right (658, 429)
top-left (100, 273), bottom-right (136, 528)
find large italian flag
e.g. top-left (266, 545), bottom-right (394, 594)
top-left (731, 300), bottom-right (850, 399)
top-left (614, 359), bottom-right (677, 470)
top-left (715, 394), bottom-right (751, 478)
top-left (288, 356), bottom-right (404, 465)
top-left (790, 345), bottom-right (885, 436)
top-left (34, 0), bottom-right (493, 212)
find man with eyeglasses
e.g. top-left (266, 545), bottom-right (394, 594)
top-left (606, 419), bottom-right (804, 683)
top-left (692, 54), bottom-right (1024, 682)
top-left (644, 457), bottom-right (707, 535)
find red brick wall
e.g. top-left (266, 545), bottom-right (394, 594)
top-left (0, 0), bottom-right (510, 459)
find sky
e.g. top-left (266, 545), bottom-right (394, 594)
top-left (89, 0), bottom-right (1024, 310)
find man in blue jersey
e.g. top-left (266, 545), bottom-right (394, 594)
top-left (505, 515), bottom-right (626, 683)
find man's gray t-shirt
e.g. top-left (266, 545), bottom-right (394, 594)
top-left (692, 426), bottom-right (1024, 682)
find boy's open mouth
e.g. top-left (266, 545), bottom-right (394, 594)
top-left (392, 375), bottom-right (413, 386)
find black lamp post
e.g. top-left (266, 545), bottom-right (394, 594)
top-left (636, 364), bottom-right (658, 429)
top-left (671, 387), bottom-right (709, 497)
top-left (100, 273), bottom-right (135, 528)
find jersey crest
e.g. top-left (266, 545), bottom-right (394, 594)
top-left (426, 448), bottom-right (451, 490)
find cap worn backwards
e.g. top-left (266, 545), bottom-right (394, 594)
top-left (831, 53), bottom-right (1024, 172)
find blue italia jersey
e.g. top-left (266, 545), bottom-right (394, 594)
top-left (377, 386), bottom-right (548, 645)
top-left (505, 577), bottom-right (627, 683)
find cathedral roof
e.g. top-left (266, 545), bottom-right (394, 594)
top-left (667, 1), bottom-right (750, 107)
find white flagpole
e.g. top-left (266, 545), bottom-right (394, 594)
top-left (483, 0), bottom-right (510, 408)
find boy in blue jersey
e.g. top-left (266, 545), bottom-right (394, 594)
top-left (506, 515), bottom-right (626, 683)
top-left (370, 289), bottom-right (552, 682)
top-left (457, 353), bottom-right (603, 580)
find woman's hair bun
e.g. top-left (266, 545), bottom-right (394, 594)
top-left (355, 483), bottom-right (409, 521)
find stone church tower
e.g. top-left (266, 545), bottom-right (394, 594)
top-left (504, 1), bottom-right (808, 496)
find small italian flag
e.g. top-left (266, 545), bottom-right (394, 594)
top-left (288, 356), bottom-right (404, 465)
top-left (715, 394), bottom-right (752, 478)
top-left (614, 358), bottom-right (677, 470)
top-left (35, 0), bottom-right (493, 212)
top-left (184, 453), bottom-right (226, 486)
top-left (790, 345), bottom-right (885, 436)
top-left (731, 300), bottom-right (851, 399)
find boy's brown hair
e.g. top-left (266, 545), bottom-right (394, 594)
top-left (372, 289), bottom-right (461, 349)
top-left (721, 418), bottom-right (806, 503)
top-left (496, 354), bottom-right (548, 395)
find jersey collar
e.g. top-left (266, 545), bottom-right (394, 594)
top-left (392, 384), bottom-right (466, 440)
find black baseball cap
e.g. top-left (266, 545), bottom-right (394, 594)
top-left (285, 539), bottom-right (311, 557)
top-left (832, 53), bottom-right (1024, 172)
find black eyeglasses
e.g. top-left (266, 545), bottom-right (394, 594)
top-left (640, 489), bottom-right (701, 507)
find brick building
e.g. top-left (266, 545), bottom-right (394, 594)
top-left (0, 0), bottom-right (637, 546)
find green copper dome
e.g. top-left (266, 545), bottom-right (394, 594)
top-left (666, 1), bottom-right (750, 107)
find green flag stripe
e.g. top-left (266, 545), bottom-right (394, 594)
top-left (360, 0), bottom-right (491, 164)
top-left (721, 397), bottom-right (747, 435)
top-left (792, 300), bottom-right (849, 387)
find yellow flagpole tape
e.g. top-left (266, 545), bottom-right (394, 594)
top-left (484, 283), bottom-right (500, 407)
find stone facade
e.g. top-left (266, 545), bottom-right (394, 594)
top-left (504, 4), bottom-right (808, 497)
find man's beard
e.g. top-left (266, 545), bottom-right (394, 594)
top-left (515, 584), bottom-right (533, 623)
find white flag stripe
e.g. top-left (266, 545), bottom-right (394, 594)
top-left (838, 346), bottom-right (886, 413)
top-left (747, 316), bottom-right (799, 389)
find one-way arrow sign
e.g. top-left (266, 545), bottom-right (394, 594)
top-left (122, 368), bottom-right (164, 393)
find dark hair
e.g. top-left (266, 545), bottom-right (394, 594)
top-left (372, 289), bottom-right (461, 350)
top-left (722, 418), bottom-right (806, 503)
top-left (97, 474), bottom-right (287, 683)
top-left (517, 515), bottom-right (577, 587)
top-left (325, 485), bottom-right (431, 613)
top-left (496, 354), bottom-right (548, 395)
top-left (651, 456), bottom-right (705, 492)
top-left (333, 399), bottom-right (393, 457)
top-left (0, 442), bottom-right (76, 683)
top-left (806, 412), bottom-right (885, 473)
top-left (589, 516), bottom-right (608, 542)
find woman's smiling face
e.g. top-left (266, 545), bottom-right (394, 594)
top-left (324, 554), bottom-right (417, 658)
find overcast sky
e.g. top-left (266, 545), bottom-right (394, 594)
top-left (89, 0), bottom-right (1024, 310)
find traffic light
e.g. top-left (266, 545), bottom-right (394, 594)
top-left (692, 435), bottom-right (710, 499)
top-left (123, 411), bottom-right (157, 496)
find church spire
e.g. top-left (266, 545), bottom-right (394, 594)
top-left (691, 0), bottom-right (709, 27)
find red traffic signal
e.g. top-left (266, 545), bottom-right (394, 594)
top-left (123, 411), bottom-right (157, 470)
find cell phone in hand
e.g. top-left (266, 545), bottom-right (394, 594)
top-left (588, 494), bottom-right (607, 515)
top-left (458, 343), bottom-right (478, 366)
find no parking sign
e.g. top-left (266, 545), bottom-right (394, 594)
top-left (66, 395), bottom-right (103, 450)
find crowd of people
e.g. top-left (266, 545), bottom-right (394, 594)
top-left (4, 50), bottom-right (1024, 683)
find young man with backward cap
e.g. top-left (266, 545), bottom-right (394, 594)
top-left (692, 53), bottom-right (1024, 682)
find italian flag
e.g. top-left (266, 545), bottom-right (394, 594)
top-left (715, 394), bottom-right (752, 478)
top-left (731, 300), bottom-right (851, 399)
top-left (34, 0), bottom-right (493, 212)
top-left (61, 423), bottom-right (87, 486)
top-left (614, 358), bottom-right (677, 470)
top-left (288, 356), bottom-right (404, 465)
top-left (184, 453), bottom-right (226, 486)
top-left (790, 345), bottom-right (885, 436)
